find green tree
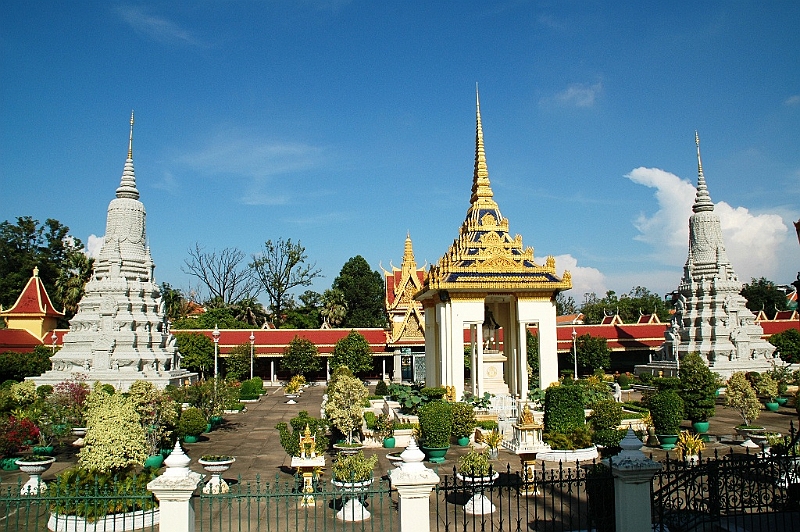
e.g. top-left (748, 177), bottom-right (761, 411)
top-left (333, 256), bottom-right (386, 328)
top-left (0, 216), bottom-right (87, 322)
top-left (679, 352), bottom-right (721, 422)
top-left (526, 330), bottom-right (540, 388)
top-left (570, 334), bottom-right (611, 375)
top-left (769, 329), bottom-right (800, 363)
top-left (324, 372), bottom-right (368, 443)
top-left (175, 333), bottom-right (215, 379)
top-left (556, 293), bottom-right (578, 316)
top-left (250, 238), bottom-right (322, 326)
top-left (224, 343), bottom-right (251, 381)
top-left (330, 330), bottom-right (373, 375)
top-left (726, 372), bottom-right (761, 427)
top-left (281, 291), bottom-right (322, 329)
top-left (54, 250), bottom-right (94, 317)
top-left (171, 307), bottom-right (250, 330)
top-left (580, 287), bottom-right (670, 324)
top-left (741, 277), bottom-right (788, 320)
top-left (320, 288), bottom-right (347, 328)
top-left (161, 283), bottom-right (189, 322)
top-left (281, 336), bottom-right (321, 377)
top-left (230, 296), bottom-right (269, 328)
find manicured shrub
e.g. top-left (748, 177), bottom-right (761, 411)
top-left (374, 380), bottom-right (389, 397)
top-left (591, 400), bottom-right (623, 432)
top-left (647, 389), bottom-right (684, 435)
top-left (240, 378), bottom-right (263, 400)
top-left (331, 451), bottom-right (377, 482)
top-left (450, 402), bottom-right (476, 439)
top-left (418, 401), bottom-right (453, 448)
top-left (726, 372), bottom-right (761, 427)
top-left (177, 407), bottom-right (207, 438)
top-left (79, 388), bottom-right (147, 473)
top-left (277, 410), bottom-right (329, 456)
top-left (544, 385), bottom-right (585, 434)
top-left (617, 373), bottom-right (632, 389)
top-left (420, 387), bottom-right (447, 401)
top-left (679, 352), bottom-right (720, 423)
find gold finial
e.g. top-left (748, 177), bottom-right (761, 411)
top-left (128, 111), bottom-right (135, 159)
top-left (470, 84), bottom-right (494, 204)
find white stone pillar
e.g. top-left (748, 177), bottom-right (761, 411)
top-left (389, 438), bottom-right (440, 532)
top-left (607, 429), bottom-right (662, 532)
top-left (147, 441), bottom-right (203, 532)
top-left (270, 360), bottom-right (275, 385)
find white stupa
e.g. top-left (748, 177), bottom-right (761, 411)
top-left (638, 133), bottom-right (775, 378)
top-left (31, 113), bottom-right (196, 391)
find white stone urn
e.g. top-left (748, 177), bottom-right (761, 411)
top-left (331, 478), bottom-right (373, 521)
top-left (16, 456), bottom-right (56, 494)
top-left (198, 456), bottom-right (235, 494)
top-left (456, 471), bottom-right (499, 515)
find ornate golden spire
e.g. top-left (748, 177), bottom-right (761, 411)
top-left (693, 131), bottom-right (714, 213)
top-left (116, 111), bottom-right (140, 200)
top-left (470, 85), bottom-right (494, 205)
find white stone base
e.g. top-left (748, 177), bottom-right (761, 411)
top-left (48, 509), bottom-right (159, 532)
top-left (535, 446), bottom-right (598, 462)
top-left (30, 369), bottom-right (196, 392)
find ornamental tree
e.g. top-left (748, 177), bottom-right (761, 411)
top-left (770, 329), bottom-right (800, 363)
top-left (175, 332), bottom-right (214, 378)
top-left (725, 372), bottom-right (761, 427)
top-left (571, 334), bottom-right (611, 375)
top-left (679, 352), bottom-right (721, 423)
top-left (79, 386), bottom-right (147, 473)
top-left (324, 373), bottom-right (367, 444)
top-left (281, 336), bottom-right (321, 377)
top-left (330, 330), bottom-right (373, 375)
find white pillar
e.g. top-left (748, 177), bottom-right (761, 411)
top-left (147, 442), bottom-right (203, 532)
top-left (608, 429), bottom-right (662, 532)
top-left (389, 439), bottom-right (440, 532)
top-left (382, 358), bottom-right (386, 381)
top-left (270, 360), bottom-right (275, 384)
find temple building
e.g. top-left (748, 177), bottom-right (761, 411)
top-left (0, 267), bottom-right (64, 351)
top-left (414, 92), bottom-right (572, 400)
top-left (30, 113), bottom-right (196, 391)
top-left (637, 133), bottom-right (776, 377)
top-left (382, 234), bottom-right (427, 382)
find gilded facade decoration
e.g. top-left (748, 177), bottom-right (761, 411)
top-left (383, 234), bottom-right (426, 345)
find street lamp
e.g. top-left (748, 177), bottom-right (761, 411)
top-left (249, 331), bottom-right (255, 380)
top-left (212, 324), bottom-right (220, 381)
top-left (572, 328), bottom-right (578, 380)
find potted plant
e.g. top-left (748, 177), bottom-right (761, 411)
top-left (678, 352), bottom-right (721, 434)
top-left (646, 389), bottom-right (684, 450)
top-left (418, 401), bottom-right (453, 463)
top-left (331, 451), bottom-right (378, 522)
top-left (485, 429), bottom-right (503, 460)
top-left (675, 430), bottom-right (705, 464)
top-left (726, 372), bottom-right (764, 436)
top-left (198, 454), bottom-right (235, 494)
top-left (755, 373), bottom-right (780, 412)
top-left (456, 448), bottom-right (499, 515)
top-left (451, 402), bottom-right (477, 446)
top-left (0, 416), bottom-right (40, 470)
top-left (15, 454), bottom-right (56, 494)
top-left (276, 410), bottom-right (330, 457)
top-left (127, 380), bottom-right (179, 468)
top-left (177, 407), bottom-right (207, 443)
top-left (375, 413), bottom-right (395, 448)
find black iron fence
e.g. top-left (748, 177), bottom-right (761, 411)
top-left (432, 461), bottom-right (614, 532)
top-left (652, 430), bottom-right (800, 532)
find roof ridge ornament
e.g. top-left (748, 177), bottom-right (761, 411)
top-left (693, 131), bottom-right (714, 213)
top-left (470, 84), bottom-right (495, 205)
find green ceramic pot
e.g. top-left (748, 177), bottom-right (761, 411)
top-left (32, 445), bottom-right (55, 456)
top-left (144, 454), bottom-right (164, 469)
top-left (383, 437), bottom-right (395, 449)
top-left (658, 434), bottom-right (679, 450)
top-left (777, 397), bottom-right (789, 407)
top-left (183, 435), bottom-right (199, 444)
top-left (457, 436), bottom-right (471, 446)
top-left (691, 421), bottom-right (710, 434)
top-left (765, 402), bottom-right (780, 412)
top-left (421, 445), bottom-right (450, 464)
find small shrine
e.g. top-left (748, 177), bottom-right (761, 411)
top-left (415, 90), bottom-right (572, 399)
top-left (502, 403), bottom-right (550, 455)
top-left (290, 425), bottom-right (325, 505)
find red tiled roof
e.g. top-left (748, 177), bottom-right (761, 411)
top-left (0, 271), bottom-right (63, 318)
top-left (555, 323), bottom-right (668, 352)
top-left (0, 329), bottom-right (43, 353)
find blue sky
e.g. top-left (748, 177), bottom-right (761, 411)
top-left (2, 1), bottom-right (799, 307)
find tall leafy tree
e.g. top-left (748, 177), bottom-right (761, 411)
top-left (224, 343), bottom-right (252, 381)
top-left (183, 244), bottom-right (260, 306)
top-left (580, 286), bottom-right (669, 324)
top-left (0, 216), bottom-right (87, 320)
top-left (281, 336), bottom-right (321, 377)
top-left (161, 283), bottom-right (189, 322)
top-left (55, 251), bottom-right (94, 317)
top-left (769, 329), bottom-right (800, 363)
top-left (330, 330), bottom-right (374, 375)
top-left (175, 332), bottom-right (215, 379)
top-left (555, 293), bottom-right (578, 316)
top-left (333, 256), bottom-right (386, 328)
top-left (570, 334), bottom-right (611, 375)
top-left (171, 307), bottom-right (250, 330)
top-left (250, 238), bottom-right (322, 326)
top-left (741, 277), bottom-right (788, 319)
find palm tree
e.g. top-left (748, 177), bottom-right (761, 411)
top-left (320, 289), bottom-right (347, 328)
top-left (231, 297), bottom-right (269, 328)
top-left (55, 252), bottom-right (94, 318)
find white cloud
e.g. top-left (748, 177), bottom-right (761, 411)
top-left (177, 135), bottom-right (325, 179)
top-left (115, 5), bottom-right (201, 46)
top-left (785, 94), bottom-right (800, 107)
top-left (553, 254), bottom-right (607, 300)
top-left (542, 82), bottom-right (603, 108)
top-left (86, 234), bottom-right (105, 259)
top-left (626, 166), bottom-right (788, 283)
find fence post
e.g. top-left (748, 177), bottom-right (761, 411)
top-left (147, 441), bottom-right (204, 532)
top-left (608, 428), bottom-right (662, 532)
top-left (389, 438), bottom-right (440, 532)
